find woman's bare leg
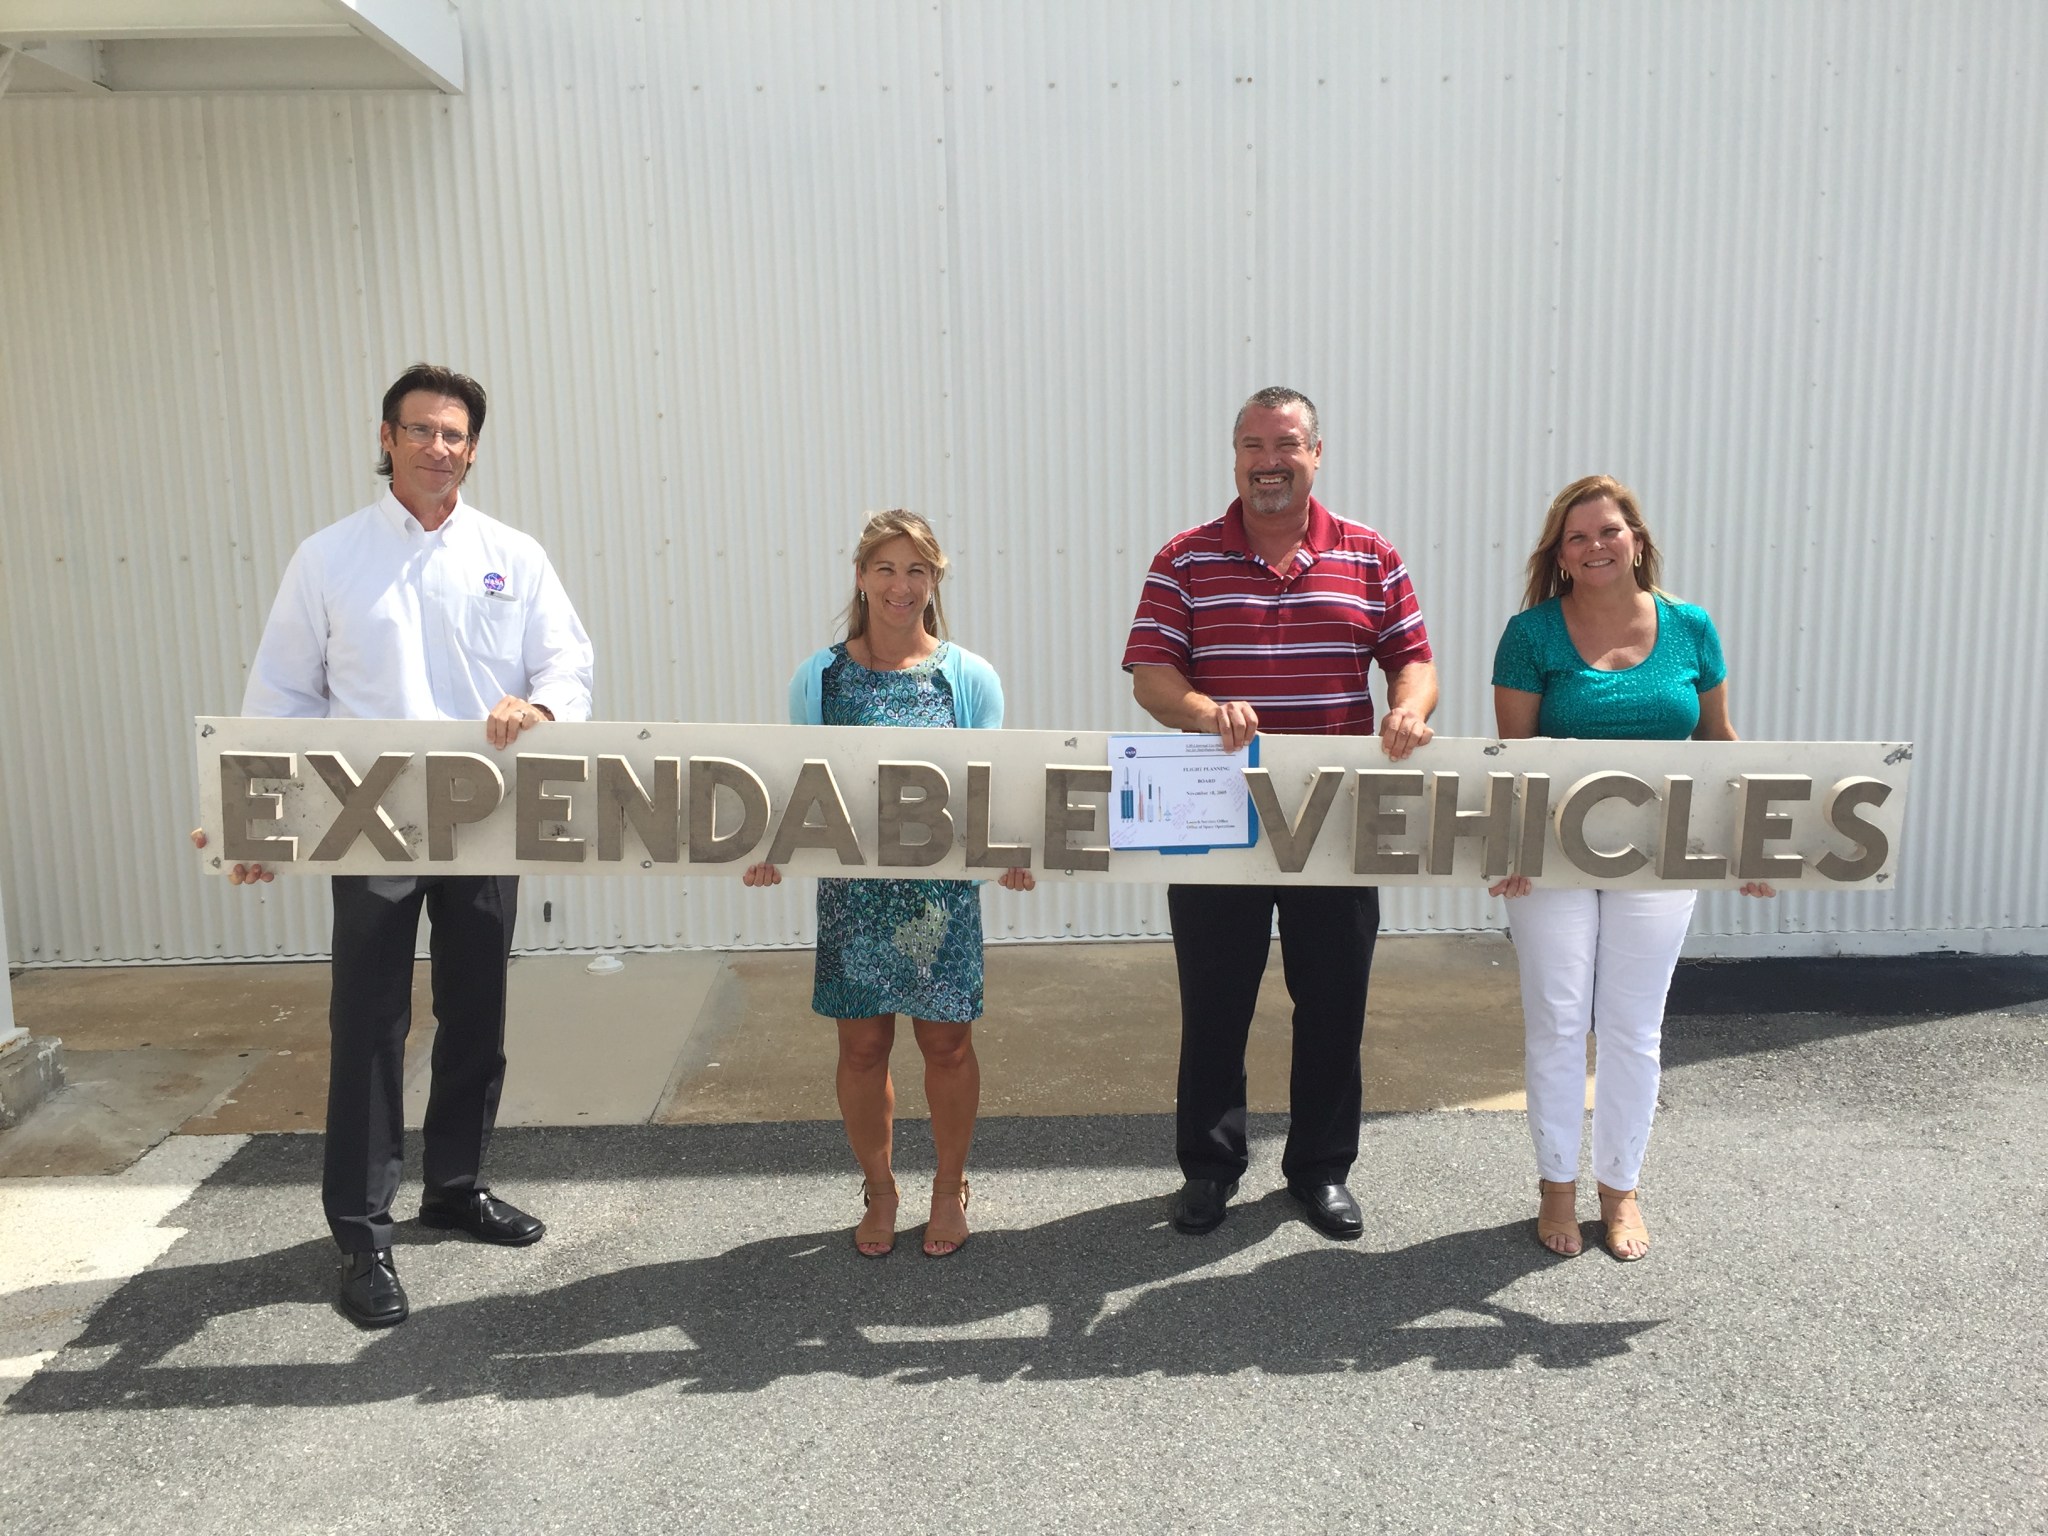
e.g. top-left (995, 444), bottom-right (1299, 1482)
top-left (914, 1018), bottom-right (978, 1254)
top-left (837, 1015), bottom-right (898, 1254)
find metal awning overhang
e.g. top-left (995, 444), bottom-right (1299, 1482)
top-left (0, 0), bottom-right (462, 95)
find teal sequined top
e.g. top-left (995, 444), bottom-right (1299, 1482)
top-left (1491, 595), bottom-right (1726, 741)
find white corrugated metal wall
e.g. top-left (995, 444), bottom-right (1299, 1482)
top-left (2, 0), bottom-right (2041, 964)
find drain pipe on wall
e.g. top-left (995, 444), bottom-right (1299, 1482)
top-left (0, 878), bottom-right (18, 1051)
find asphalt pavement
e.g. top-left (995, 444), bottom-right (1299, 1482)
top-left (3, 962), bottom-right (2044, 1534)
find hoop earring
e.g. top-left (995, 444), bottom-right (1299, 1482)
top-left (858, 590), bottom-right (867, 603)
top-left (1633, 552), bottom-right (1643, 568)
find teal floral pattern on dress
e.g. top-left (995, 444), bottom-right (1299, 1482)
top-left (891, 900), bottom-right (952, 974)
top-left (811, 643), bottom-right (985, 1023)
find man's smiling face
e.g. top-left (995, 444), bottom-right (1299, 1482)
top-left (1233, 402), bottom-right (1321, 522)
top-left (380, 391), bottom-right (477, 515)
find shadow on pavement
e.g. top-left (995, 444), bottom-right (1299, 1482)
top-left (1659, 953), bottom-right (2048, 1071)
top-left (7, 1192), bottom-right (1655, 1414)
top-left (1667, 953), bottom-right (2048, 1019)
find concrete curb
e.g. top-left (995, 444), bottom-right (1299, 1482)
top-left (0, 1036), bottom-right (64, 1131)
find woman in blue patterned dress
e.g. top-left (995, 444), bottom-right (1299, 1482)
top-left (744, 511), bottom-right (1033, 1258)
top-left (1488, 476), bottom-right (1773, 1262)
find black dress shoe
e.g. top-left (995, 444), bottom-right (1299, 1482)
top-left (338, 1248), bottom-right (408, 1328)
top-left (1170, 1177), bottom-right (1241, 1235)
top-left (418, 1189), bottom-right (546, 1246)
top-left (1288, 1181), bottom-right (1364, 1240)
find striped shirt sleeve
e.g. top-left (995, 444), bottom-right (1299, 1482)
top-left (1121, 546), bottom-right (1194, 673)
top-left (1370, 543), bottom-right (1433, 674)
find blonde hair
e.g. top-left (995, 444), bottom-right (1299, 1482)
top-left (841, 509), bottom-right (950, 641)
top-left (1520, 474), bottom-right (1665, 610)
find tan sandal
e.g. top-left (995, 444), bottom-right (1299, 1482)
top-left (1535, 1179), bottom-right (1582, 1256)
top-left (923, 1177), bottom-right (970, 1258)
top-left (1598, 1182), bottom-right (1649, 1262)
top-left (854, 1178), bottom-right (897, 1258)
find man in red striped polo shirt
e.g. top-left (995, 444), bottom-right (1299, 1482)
top-left (1123, 386), bottom-right (1439, 1240)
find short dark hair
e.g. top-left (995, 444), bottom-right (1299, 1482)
top-left (1234, 385), bottom-right (1320, 449)
top-left (374, 363), bottom-right (487, 477)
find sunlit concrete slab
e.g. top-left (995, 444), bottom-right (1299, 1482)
top-left (7, 962), bottom-right (332, 1054)
top-left (8, 962), bottom-right (431, 1155)
top-left (0, 1049), bottom-right (252, 1177)
top-left (491, 953), bottom-right (726, 1127)
top-left (1, 938), bottom-right (1535, 1157)
top-left (656, 934), bottom-right (1530, 1124)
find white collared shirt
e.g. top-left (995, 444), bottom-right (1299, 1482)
top-left (242, 491), bottom-right (594, 722)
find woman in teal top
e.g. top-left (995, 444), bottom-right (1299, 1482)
top-left (1492, 590), bottom-right (1726, 741)
top-left (744, 511), bottom-right (1032, 1259)
top-left (1489, 475), bottom-right (1771, 1262)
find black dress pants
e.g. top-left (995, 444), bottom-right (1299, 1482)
top-left (1168, 883), bottom-right (1380, 1186)
top-left (325, 874), bottom-right (519, 1253)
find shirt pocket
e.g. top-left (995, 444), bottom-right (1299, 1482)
top-left (465, 593), bottom-right (526, 667)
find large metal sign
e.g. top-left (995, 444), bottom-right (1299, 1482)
top-left (194, 719), bottom-right (1912, 890)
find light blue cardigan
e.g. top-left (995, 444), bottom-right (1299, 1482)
top-left (788, 642), bottom-right (1004, 728)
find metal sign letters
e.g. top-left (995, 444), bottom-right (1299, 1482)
top-left (195, 719), bottom-right (1912, 889)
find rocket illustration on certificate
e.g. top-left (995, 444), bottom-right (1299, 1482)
top-left (1107, 733), bottom-right (1260, 852)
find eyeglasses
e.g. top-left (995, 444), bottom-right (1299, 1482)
top-left (396, 423), bottom-right (473, 449)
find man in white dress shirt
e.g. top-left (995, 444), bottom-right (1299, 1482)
top-left (209, 363), bottom-right (593, 1327)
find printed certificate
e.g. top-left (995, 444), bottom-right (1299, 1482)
top-left (1107, 733), bottom-right (1259, 852)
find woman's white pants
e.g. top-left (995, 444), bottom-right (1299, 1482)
top-left (1507, 887), bottom-right (1696, 1190)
